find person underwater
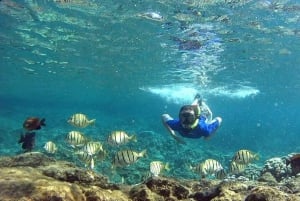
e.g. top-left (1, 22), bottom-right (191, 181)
top-left (162, 94), bottom-right (222, 144)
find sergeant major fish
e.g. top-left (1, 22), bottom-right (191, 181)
top-left (232, 149), bottom-right (259, 165)
top-left (190, 159), bottom-right (223, 178)
top-left (215, 168), bottom-right (227, 180)
top-left (66, 131), bottom-right (87, 148)
top-left (81, 141), bottom-right (103, 155)
top-left (43, 141), bottom-right (57, 154)
top-left (68, 113), bottom-right (96, 128)
top-left (113, 149), bottom-right (146, 167)
top-left (75, 150), bottom-right (95, 169)
top-left (150, 161), bottom-right (170, 177)
top-left (107, 131), bottom-right (137, 146)
top-left (229, 161), bottom-right (247, 174)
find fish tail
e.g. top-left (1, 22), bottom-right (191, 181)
top-left (254, 154), bottom-right (260, 161)
top-left (18, 133), bottom-right (25, 143)
top-left (165, 162), bottom-right (170, 172)
top-left (138, 149), bottom-right (147, 158)
top-left (88, 119), bottom-right (96, 126)
top-left (90, 158), bottom-right (95, 169)
top-left (40, 118), bottom-right (46, 127)
top-left (130, 135), bottom-right (137, 142)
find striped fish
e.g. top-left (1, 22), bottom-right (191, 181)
top-left (113, 149), bottom-right (146, 167)
top-left (95, 148), bottom-right (106, 161)
top-left (66, 131), bottom-right (87, 148)
top-left (81, 141), bottom-right (103, 155)
top-left (229, 161), bottom-right (247, 174)
top-left (44, 141), bottom-right (57, 154)
top-left (232, 149), bottom-right (259, 165)
top-left (67, 113), bottom-right (96, 128)
top-left (215, 168), bottom-right (227, 180)
top-left (107, 131), bottom-right (136, 146)
top-left (190, 159), bottom-right (224, 177)
top-left (75, 150), bottom-right (95, 169)
top-left (150, 161), bottom-right (170, 177)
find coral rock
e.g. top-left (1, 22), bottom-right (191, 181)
top-left (0, 152), bottom-right (129, 201)
top-left (245, 186), bottom-right (300, 201)
top-left (1, 153), bottom-right (300, 201)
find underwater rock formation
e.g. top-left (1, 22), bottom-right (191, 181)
top-left (0, 152), bottom-right (128, 201)
top-left (261, 157), bottom-right (292, 181)
top-left (0, 152), bottom-right (300, 201)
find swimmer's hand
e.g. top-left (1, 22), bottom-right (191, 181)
top-left (172, 135), bottom-right (186, 145)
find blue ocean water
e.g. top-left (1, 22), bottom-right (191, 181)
top-left (1, 0), bottom-right (300, 183)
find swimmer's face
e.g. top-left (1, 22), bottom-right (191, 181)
top-left (179, 110), bottom-right (196, 129)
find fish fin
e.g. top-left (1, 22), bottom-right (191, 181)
top-left (111, 163), bottom-right (117, 170)
top-left (254, 154), bottom-right (260, 161)
top-left (165, 162), bottom-right (170, 172)
top-left (90, 158), bottom-right (95, 169)
top-left (88, 119), bottom-right (96, 126)
top-left (18, 134), bottom-right (25, 143)
top-left (40, 118), bottom-right (46, 127)
top-left (130, 135), bottom-right (137, 142)
top-left (138, 149), bottom-right (147, 158)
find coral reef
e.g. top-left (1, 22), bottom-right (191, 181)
top-left (0, 152), bottom-right (127, 201)
top-left (261, 157), bottom-right (292, 181)
top-left (0, 152), bottom-right (300, 201)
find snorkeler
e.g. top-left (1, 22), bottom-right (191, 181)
top-left (162, 94), bottom-right (222, 144)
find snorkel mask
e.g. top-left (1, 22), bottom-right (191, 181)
top-left (179, 105), bottom-right (200, 129)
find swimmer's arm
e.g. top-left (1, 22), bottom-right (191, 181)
top-left (161, 115), bottom-right (186, 144)
top-left (204, 117), bottom-right (222, 140)
top-left (201, 101), bottom-right (213, 122)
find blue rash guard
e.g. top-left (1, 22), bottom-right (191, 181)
top-left (166, 115), bottom-right (220, 138)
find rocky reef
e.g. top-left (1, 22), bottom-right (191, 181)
top-left (0, 152), bottom-right (300, 201)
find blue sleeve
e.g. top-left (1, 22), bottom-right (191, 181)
top-left (166, 119), bottom-right (181, 131)
top-left (166, 117), bottom-right (220, 138)
top-left (198, 116), bottom-right (220, 137)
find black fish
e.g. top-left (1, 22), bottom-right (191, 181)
top-left (18, 132), bottom-right (36, 152)
top-left (23, 117), bottom-right (46, 131)
top-left (179, 39), bottom-right (202, 50)
top-left (286, 154), bottom-right (300, 175)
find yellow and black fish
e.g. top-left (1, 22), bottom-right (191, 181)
top-left (215, 168), bottom-right (227, 180)
top-left (65, 131), bottom-right (87, 148)
top-left (150, 161), bottom-right (170, 177)
top-left (81, 141), bottom-right (103, 155)
top-left (68, 113), bottom-right (95, 128)
top-left (107, 131), bottom-right (137, 146)
top-left (229, 161), bottom-right (247, 174)
top-left (190, 159), bottom-right (223, 178)
top-left (75, 150), bottom-right (95, 169)
top-left (43, 141), bottom-right (57, 154)
top-left (232, 149), bottom-right (259, 165)
top-left (113, 149), bottom-right (146, 167)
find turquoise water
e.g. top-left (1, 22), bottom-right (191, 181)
top-left (1, 0), bottom-right (300, 184)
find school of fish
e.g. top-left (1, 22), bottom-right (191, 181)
top-left (40, 112), bottom-right (259, 181)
